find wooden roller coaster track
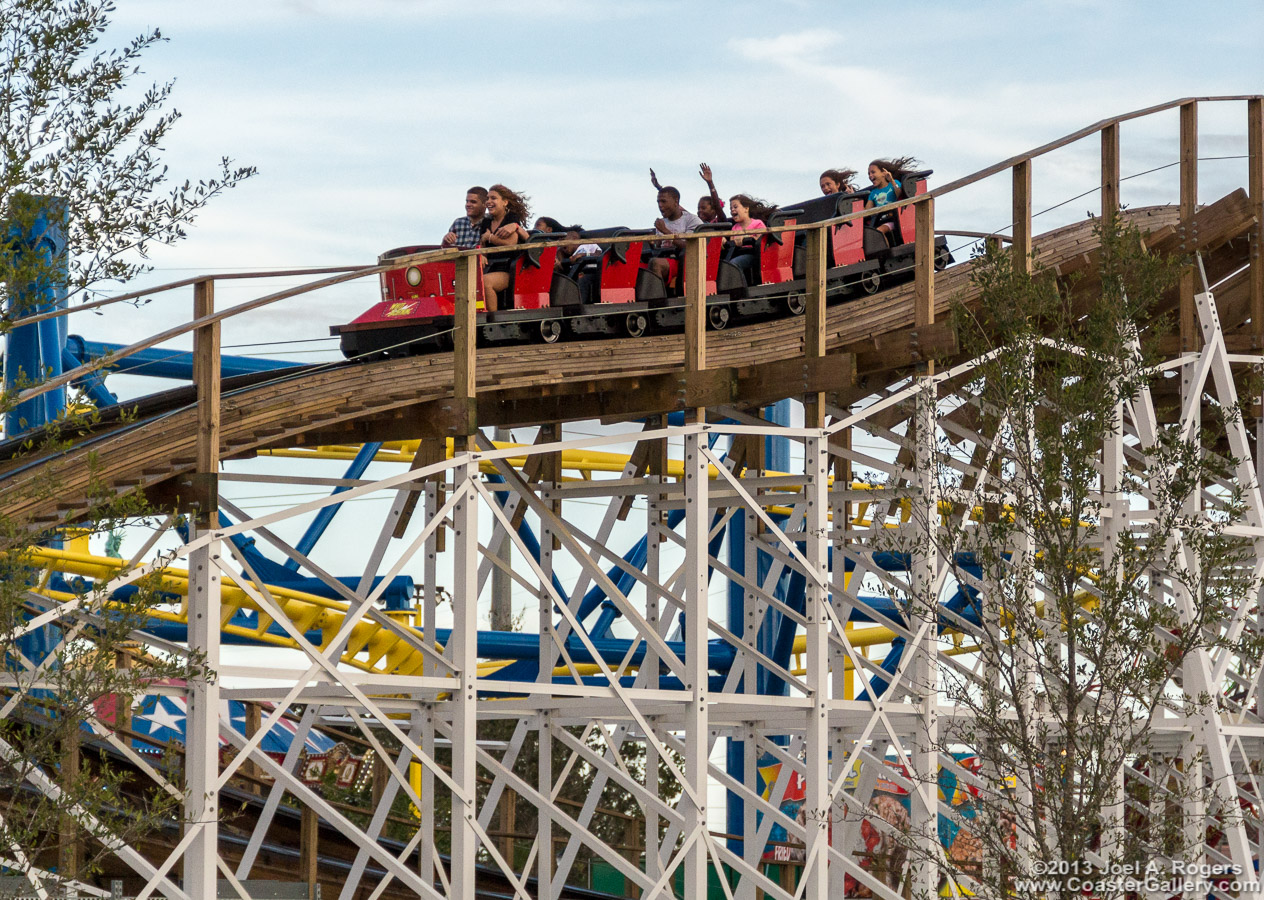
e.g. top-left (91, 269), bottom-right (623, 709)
top-left (0, 191), bottom-right (1256, 531)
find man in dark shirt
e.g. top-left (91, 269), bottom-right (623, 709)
top-left (441, 186), bottom-right (489, 249)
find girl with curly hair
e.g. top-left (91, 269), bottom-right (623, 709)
top-left (865, 157), bottom-right (920, 243)
top-left (479, 184), bottom-right (532, 311)
top-left (725, 194), bottom-right (774, 285)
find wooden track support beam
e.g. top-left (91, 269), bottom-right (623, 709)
top-left (391, 436), bottom-right (447, 543)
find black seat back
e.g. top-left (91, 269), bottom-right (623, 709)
top-left (899, 169), bottom-right (933, 201)
top-left (523, 230), bottom-right (558, 268)
top-left (782, 195), bottom-right (843, 225)
top-left (581, 226), bottom-right (632, 240)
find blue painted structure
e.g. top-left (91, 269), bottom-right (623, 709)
top-left (64, 336), bottom-right (295, 385)
top-left (4, 196), bottom-right (68, 436)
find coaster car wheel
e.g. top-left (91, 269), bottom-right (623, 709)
top-left (624, 312), bottom-right (649, 338)
top-left (538, 318), bottom-right (564, 343)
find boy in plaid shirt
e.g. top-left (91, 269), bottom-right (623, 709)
top-left (441, 186), bottom-right (489, 249)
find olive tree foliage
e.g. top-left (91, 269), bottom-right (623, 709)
top-left (0, 0), bottom-right (253, 886)
top-left (0, 0), bottom-right (255, 319)
top-left (872, 217), bottom-right (1263, 900)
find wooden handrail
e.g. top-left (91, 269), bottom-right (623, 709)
top-left (15, 266), bottom-right (382, 405)
top-left (13, 95), bottom-right (1263, 411)
top-left (923, 94), bottom-right (1262, 199)
top-left (936, 230), bottom-right (1012, 244)
top-left (7, 265), bottom-right (371, 331)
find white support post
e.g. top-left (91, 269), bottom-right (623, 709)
top-left (644, 489), bottom-right (662, 886)
top-left (1016, 347), bottom-right (1040, 866)
top-left (742, 723), bottom-right (759, 878)
top-left (185, 526), bottom-right (221, 899)
top-left (1100, 394), bottom-right (1126, 866)
top-left (683, 428), bottom-right (710, 899)
top-left (449, 454), bottom-right (479, 899)
top-left (1180, 301), bottom-right (1206, 873)
top-left (743, 506), bottom-right (760, 702)
top-left (911, 376), bottom-right (939, 898)
top-left (419, 483), bottom-right (439, 887)
top-left (419, 704), bottom-right (436, 891)
top-left (741, 503), bottom-right (761, 894)
top-left (539, 714), bottom-right (554, 899)
top-left (539, 516), bottom-right (555, 899)
top-left (802, 433), bottom-right (831, 900)
top-left (830, 429), bottom-right (851, 899)
top-left (423, 481), bottom-right (439, 665)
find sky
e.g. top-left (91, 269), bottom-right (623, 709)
top-left (78, 0), bottom-right (1264, 366)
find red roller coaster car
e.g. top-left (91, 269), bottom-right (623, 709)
top-left (332, 171), bottom-right (952, 359)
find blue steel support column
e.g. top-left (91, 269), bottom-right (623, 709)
top-left (284, 441), bottom-right (383, 570)
top-left (726, 489), bottom-right (746, 854)
top-left (765, 399), bottom-right (791, 472)
top-left (4, 195), bottom-right (67, 436)
top-left (61, 347), bottom-right (116, 408)
top-left (726, 401), bottom-right (791, 854)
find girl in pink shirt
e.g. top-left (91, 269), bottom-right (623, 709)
top-left (727, 194), bottom-right (769, 284)
top-left (729, 195), bottom-right (767, 234)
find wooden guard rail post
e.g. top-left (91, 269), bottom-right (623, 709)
top-left (1180, 100), bottom-right (1200, 351)
top-left (1012, 160), bottom-right (1032, 275)
top-left (803, 226), bottom-right (827, 429)
top-left (914, 199), bottom-right (936, 339)
top-left (192, 278), bottom-right (220, 517)
top-left (684, 234), bottom-right (708, 424)
top-left (1102, 121), bottom-right (1121, 227)
top-left (453, 255), bottom-right (478, 447)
